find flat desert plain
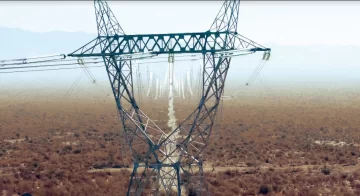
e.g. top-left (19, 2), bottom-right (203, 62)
top-left (1, 87), bottom-right (360, 196)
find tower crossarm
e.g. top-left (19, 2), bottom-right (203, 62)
top-left (68, 31), bottom-right (270, 58)
top-left (235, 34), bottom-right (270, 52)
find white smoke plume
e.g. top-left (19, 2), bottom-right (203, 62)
top-left (146, 70), bottom-right (153, 96)
top-left (187, 69), bottom-right (194, 96)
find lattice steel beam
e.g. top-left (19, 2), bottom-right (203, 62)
top-left (68, 0), bottom-right (271, 195)
top-left (68, 32), bottom-right (269, 57)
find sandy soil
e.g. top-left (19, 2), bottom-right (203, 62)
top-left (1, 88), bottom-right (360, 195)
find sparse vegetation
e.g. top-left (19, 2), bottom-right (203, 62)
top-left (1, 90), bottom-right (360, 195)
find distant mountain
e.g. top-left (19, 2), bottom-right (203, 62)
top-left (0, 26), bottom-right (96, 59)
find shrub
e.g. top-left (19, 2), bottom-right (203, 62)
top-left (62, 145), bottom-right (72, 153)
top-left (188, 187), bottom-right (198, 196)
top-left (73, 149), bottom-right (81, 154)
top-left (321, 167), bottom-right (331, 175)
top-left (259, 185), bottom-right (270, 195)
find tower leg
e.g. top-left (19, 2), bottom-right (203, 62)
top-left (85, 0), bottom-right (240, 195)
top-left (104, 51), bottom-right (230, 196)
top-left (157, 53), bottom-right (231, 195)
top-left (127, 163), bottom-right (183, 196)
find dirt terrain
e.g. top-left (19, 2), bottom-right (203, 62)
top-left (1, 88), bottom-right (360, 195)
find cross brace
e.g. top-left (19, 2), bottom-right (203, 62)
top-left (68, 31), bottom-right (270, 58)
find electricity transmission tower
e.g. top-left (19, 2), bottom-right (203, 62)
top-left (68, 0), bottom-right (270, 195)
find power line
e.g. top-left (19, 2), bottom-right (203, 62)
top-left (0, 57), bottom-right (201, 73)
top-left (0, 65), bottom-right (104, 74)
top-left (0, 52), bottom-right (252, 74)
top-left (0, 57), bottom-right (89, 67)
top-left (0, 54), bottom-right (200, 68)
top-left (0, 61), bottom-right (103, 70)
top-left (0, 54), bottom-right (66, 64)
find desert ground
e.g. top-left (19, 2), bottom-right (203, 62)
top-left (1, 86), bottom-right (360, 196)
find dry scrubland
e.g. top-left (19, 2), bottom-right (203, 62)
top-left (1, 88), bottom-right (360, 195)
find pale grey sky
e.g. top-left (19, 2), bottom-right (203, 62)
top-left (0, 1), bottom-right (359, 46)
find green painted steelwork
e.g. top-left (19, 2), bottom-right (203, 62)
top-left (67, 0), bottom-right (271, 195)
top-left (68, 31), bottom-right (270, 57)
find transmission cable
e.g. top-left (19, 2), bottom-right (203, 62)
top-left (0, 60), bottom-right (102, 70)
top-left (77, 58), bottom-right (110, 96)
top-left (0, 65), bottom-right (103, 74)
top-left (0, 57), bottom-right (98, 67)
top-left (0, 53), bottom-right (251, 74)
top-left (245, 59), bottom-right (267, 86)
top-left (64, 72), bottom-right (84, 98)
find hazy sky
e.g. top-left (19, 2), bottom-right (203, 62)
top-left (0, 1), bottom-right (359, 46)
top-left (1, 1), bottom-right (360, 93)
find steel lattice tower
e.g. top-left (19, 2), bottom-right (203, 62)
top-left (68, 0), bottom-right (270, 195)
